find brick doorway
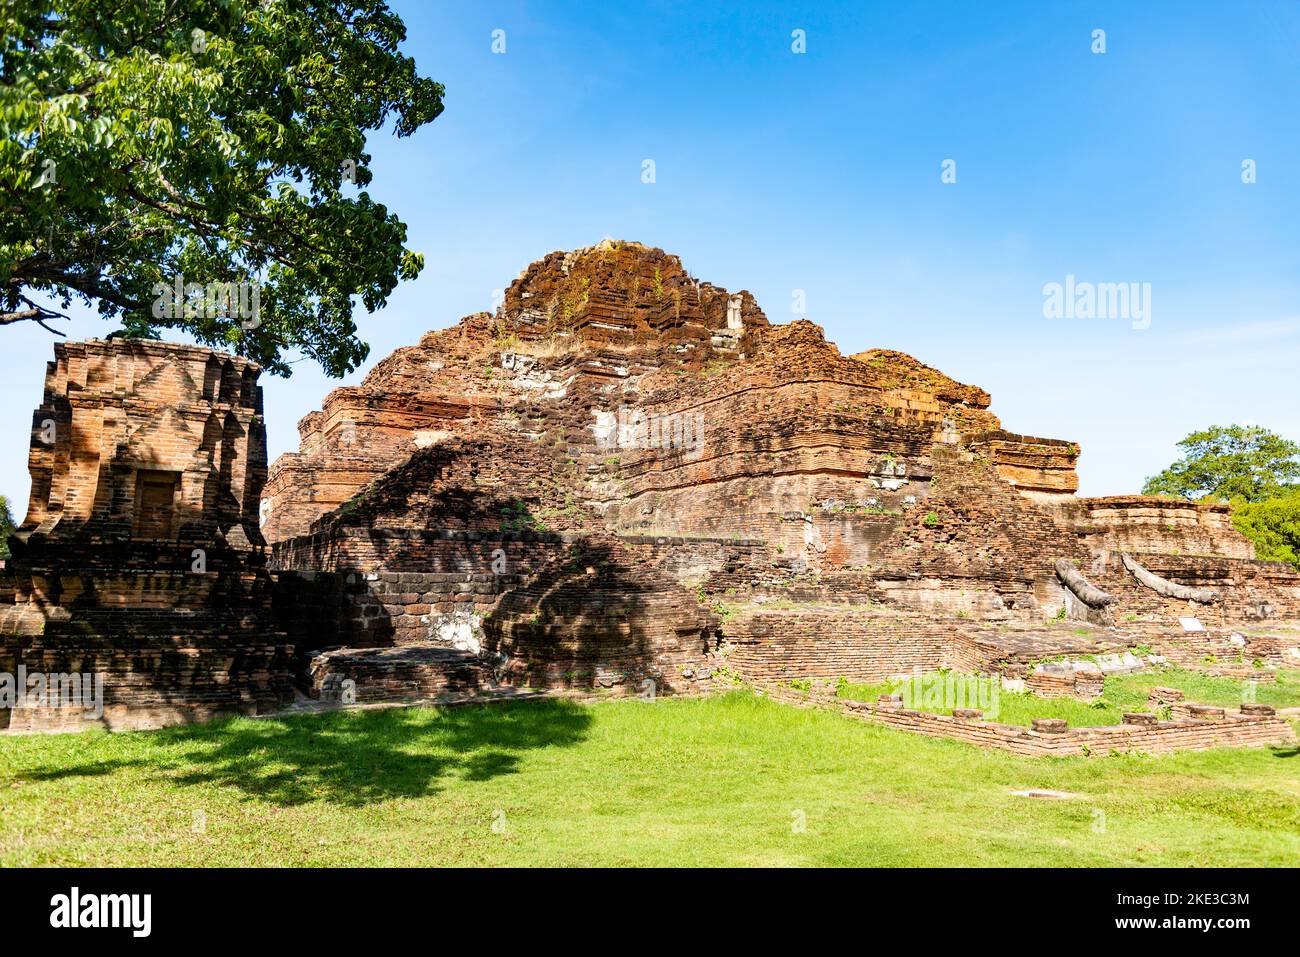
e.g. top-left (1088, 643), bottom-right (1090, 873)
top-left (133, 470), bottom-right (180, 539)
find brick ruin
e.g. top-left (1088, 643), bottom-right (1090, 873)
top-left (0, 340), bottom-right (291, 730)
top-left (4, 241), bottom-right (1299, 745)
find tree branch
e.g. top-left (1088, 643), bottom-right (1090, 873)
top-left (0, 298), bottom-right (70, 336)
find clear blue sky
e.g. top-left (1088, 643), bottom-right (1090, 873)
top-left (4, 0), bottom-right (1299, 515)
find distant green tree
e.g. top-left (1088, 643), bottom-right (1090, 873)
top-left (0, 494), bottom-right (14, 559)
top-left (1232, 487), bottom-right (1300, 568)
top-left (1142, 425), bottom-right (1300, 503)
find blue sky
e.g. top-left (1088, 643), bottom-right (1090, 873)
top-left (4, 0), bottom-right (1299, 514)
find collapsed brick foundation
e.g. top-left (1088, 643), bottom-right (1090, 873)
top-left (840, 697), bottom-right (1296, 757)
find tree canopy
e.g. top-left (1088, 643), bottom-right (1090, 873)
top-left (1, 0), bottom-right (443, 376)
top-left (1143, 424), bottom-right (1300, 568)
top-left (1232, 488), bottom-right (1300, 568)
top-left (0, 493), bottom-right (14, 559)
top-left (1142, 424), bottom-right (1300, 504)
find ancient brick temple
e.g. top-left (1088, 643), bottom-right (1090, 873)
top-left (262, 240), bottom-right (1300, 708)
top-left (0, 340), bottom-right (292, 730)
top-left (5, 241), bottom-right (1300, 731)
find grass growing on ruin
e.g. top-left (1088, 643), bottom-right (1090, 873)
top-left (1106, 667), bottom-right (1300, 710)
top-left (1, 692), bottom-right (1297, 867)
top-left (832, 674), bottom-right (1127, 727)
top-left (835, 667), bottom-right (1300, 728)
top-left (835, 675), bottom-right (1127, 727)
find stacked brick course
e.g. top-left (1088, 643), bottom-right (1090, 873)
top-left (1054, 496), bottom-right (1256, 560)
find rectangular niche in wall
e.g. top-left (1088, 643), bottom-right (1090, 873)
top-left (133, 469), bottom-right (180, 539)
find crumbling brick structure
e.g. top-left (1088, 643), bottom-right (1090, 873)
top-left (0, 340), bottom-right (293, 730)
top-left (266, 240), bottom-right (1300, 709)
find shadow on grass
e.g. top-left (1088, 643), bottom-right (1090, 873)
top-left (26, 699), bottom-right (594, 807)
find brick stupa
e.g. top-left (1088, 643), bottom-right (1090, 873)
top-left (262, 241), bottom-right (1300, 704)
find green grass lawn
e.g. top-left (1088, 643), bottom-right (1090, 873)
top-left (1, 692), bottom-right (1297, 867)
top-left (837, 668), bottom-right (1300, 728)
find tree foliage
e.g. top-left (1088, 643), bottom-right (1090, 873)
top-left (1142, 424), bottom-right (1300, 504)
top-left (1, 0), bottom-right (443, 376)
top-left (1232, 487), bottom-right (1300, 569)
top-left (0, 493), bottom-right (14, 559)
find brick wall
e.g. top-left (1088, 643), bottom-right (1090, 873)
top-left (727, 607), bottom-right (956, 683)
top-left (481, 536), bottom-right (720, 695)
top-left (1053, 496), bottom-right (1256, 560)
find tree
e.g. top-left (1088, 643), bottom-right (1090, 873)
top-left (0, 494), bottom-right (14, 559)
top-left (1232, 487), bottom-right (1300, 568)
top-left (1, 1), bottom-right (443, 376)
top-left (1142, 425), bottom-right (1300, 503)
